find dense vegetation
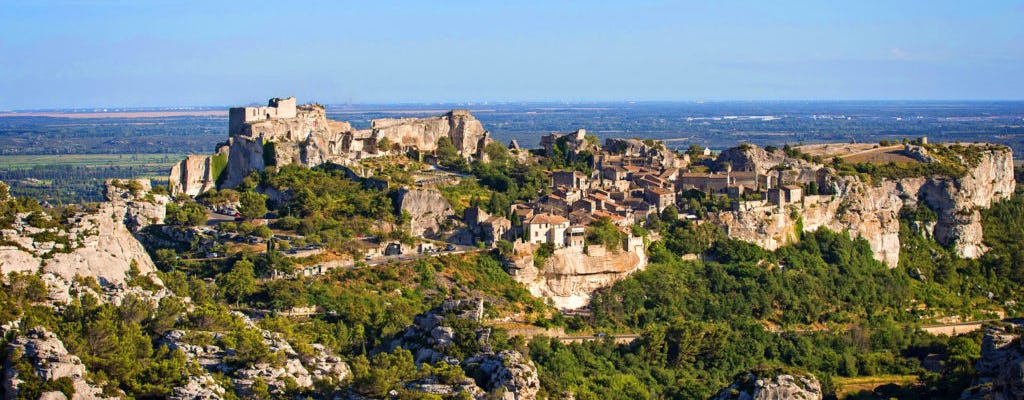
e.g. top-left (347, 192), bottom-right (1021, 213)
top-left (521, 185), bottom-right (1024, 399)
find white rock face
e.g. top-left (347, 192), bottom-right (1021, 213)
top-left (398, 189), bottom-right (455, 239)
top-left (0, 203), bottom-right (156, 287)
top-left (509, 240), bottom-right (647, 310)
top-left (1, 327), bottom-right (108, 400)
top-left (711, 144), bottom-right (1015, 267)
top-left (104, 178), bottom-right (168, 232)
top-left (169, 153), bottom-right (219, 197)
top-left (713, 372), bottom-right (823, 400)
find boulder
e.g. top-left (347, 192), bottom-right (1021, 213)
top-left (398, 189), bottom-right (454, 239)
top-left (464, 350), bottom-right (541, 400)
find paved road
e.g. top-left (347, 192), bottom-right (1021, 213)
top-left (360, 245), bottom-right (480, 267)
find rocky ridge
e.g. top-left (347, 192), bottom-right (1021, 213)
top-left (159, 312), bottom-right (351, 399)
top-left (710, 144), bottom-right (1014, 267)
top-left (0, 180), bottom-right (160, 289)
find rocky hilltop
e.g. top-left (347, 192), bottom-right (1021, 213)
top-left (710, 143), bottom-right (1014, 267)
top-left (169, 97), bottom-right (492, 196)
top-left (0, 180), bottom-right (160, 289)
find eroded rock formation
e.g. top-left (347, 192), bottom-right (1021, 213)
top-left (398, 188), bottom-right (455, 239)
top-left (1, 327), bottom-right (108, 400)
top-left (961, 323), bottom-right (1024, 400)
top-left (710, 144), bottom-right (1015, 267)
top-left (159, 312), bottom-right (351, 398)
top-left (712, 371), bottom-right (823, 400)
top-left (0, 201), bottom-right (157, 287)
top-left (508, 239), bottom-right (647, 310)
top-left (105, 178), bottom-right (168, 232)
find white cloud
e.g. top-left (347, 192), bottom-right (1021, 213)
top-left (890, 47), bottom-right (911, 59)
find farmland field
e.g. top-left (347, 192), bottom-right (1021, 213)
top-left (0, 153), bottom-right (184, 170)
top-left (0, 153), bottom-right (182, 203)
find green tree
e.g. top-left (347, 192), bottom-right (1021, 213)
top-left (219, 259), bottom-right (257, 305)
top-left (239, 191), bottom-right (268, 220)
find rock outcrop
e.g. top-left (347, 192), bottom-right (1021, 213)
top-left (168, 147), bottom-right (226, 197)
top-left (105, 178), bottom-right (168, 232)
top-left (398, 188), bottom-right (455, 239)
top-left (961, 323), bottom-right (1024, 400)
top-left (713, 370), bottom-right (823, 400)
top-left (2, 327), bottom-right (107, 400)
top-left (710, 144), bottom-right (1015, 267)
top-left (389, 303), bottom-right (538, 400)
top-left (0, 205), bottom-right (157, 287)
top-left (508, 238), bottom-right (647, 310)
top-left (170, 97), bottom-right (492, 196)
top-left (464, 350), bottom-right (541, 400)
top-left (159, 313), bottom-right (351, 397)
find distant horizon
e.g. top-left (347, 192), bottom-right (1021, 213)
top-left (5, 98), bottom-right (1024, 113)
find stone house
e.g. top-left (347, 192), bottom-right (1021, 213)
top-left (552, 170), bottom-right (589, 190)
top-left (677, 172), bottom-right (730, 193)
top-left (644, 186), bottom-right (676, 212)
top-left (525, 214), bottom-right (570, 246)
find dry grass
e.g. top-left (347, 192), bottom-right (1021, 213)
top-left (833, 375), bottom-right (919, 398)
top-left (796, 143), bottom-right (921, 164)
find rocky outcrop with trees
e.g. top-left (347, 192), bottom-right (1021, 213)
top-left (710, 143), bottom-right (1015, 267)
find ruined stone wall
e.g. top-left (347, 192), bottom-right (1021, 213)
top-left (172, 99), bottom-right (492, 196)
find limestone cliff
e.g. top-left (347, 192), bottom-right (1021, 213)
top-left (0, 180), bottom-right (160, 306)
top-left (373, 109), bottom-right (491, 156)
top-left (711, 144), bottom-right (1015, 267)
top-left (0, 204), bottom-right (157, 286)
top-left (508, 239), bottom-right (647, 310)
top-left (169, 145), bottom-right (228, 197)
top-left (170, 98), bottom-right (492, 196)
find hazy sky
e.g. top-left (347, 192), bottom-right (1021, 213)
top-left (1, 0), bottom-right (1023, 109)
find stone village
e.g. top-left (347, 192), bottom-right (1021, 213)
top-left (164, 97), bottom-right (1015, 310)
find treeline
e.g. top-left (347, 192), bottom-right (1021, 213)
top-left (0, 116), bottom-right (223, 155)
top-left (0, 165), bottom-right (167, 203)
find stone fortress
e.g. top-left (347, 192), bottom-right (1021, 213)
top-left (169, 97), bottom-right (492, 196)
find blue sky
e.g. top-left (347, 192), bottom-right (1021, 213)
top-left (1, 0), bottom-right (1022, 109)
